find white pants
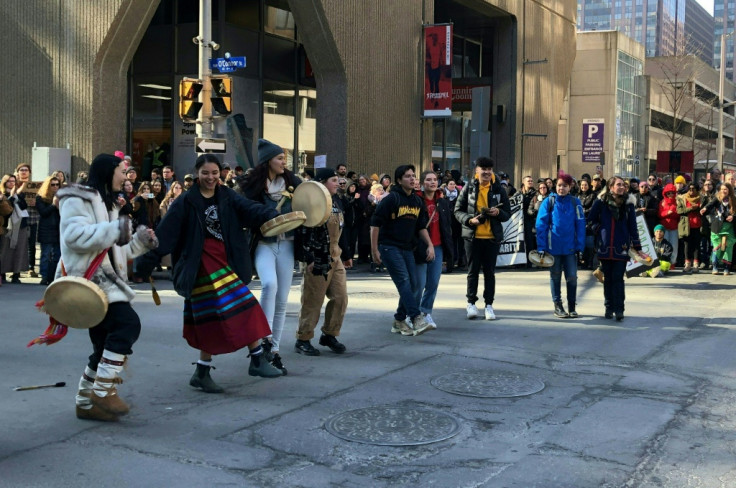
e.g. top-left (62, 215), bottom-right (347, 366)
top-left (255, 240), bottom-right (294, 352)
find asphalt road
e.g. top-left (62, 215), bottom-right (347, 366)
top-left (1, 265), bottom-right (735, 487)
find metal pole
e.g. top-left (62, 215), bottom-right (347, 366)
top-left (718, 33), bottom-right (726, 174)
top-left (197, 0), bottom-right (212, 140)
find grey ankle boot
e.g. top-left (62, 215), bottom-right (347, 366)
top-left (190, 363), bottom-right (224, 393)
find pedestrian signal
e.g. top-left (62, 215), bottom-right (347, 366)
top-left (179, 78), bottom-right (203, 122)
top-left (210, 76), bottom-right (232, 116)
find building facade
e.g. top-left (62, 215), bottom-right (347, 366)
top-left (578, 0), bottom-right (686, 57)
top-left (565, 31), bottom-right (647, 178)
top-left (685, 0), bottom-right (715, 66)
top-left (0, 0), bottom-right (577, 184)
top-left (714, 0), bottom-right (735, 82)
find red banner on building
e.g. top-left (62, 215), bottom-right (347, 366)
top-left (424, 24), bottom-right (452, 117)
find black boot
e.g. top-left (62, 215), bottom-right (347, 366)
top-left (190, 363), bottom-right (224, 393)
top-left (568, 301), bottom-right (578, 318)
top-left (261, 338), bottom-right (275, 362)
top-left (554, 301), bottom-right (568, 318)
top-left (319, 334), bottom-right (346, 354)
top-left (270, 353), bottom-right (287, 375)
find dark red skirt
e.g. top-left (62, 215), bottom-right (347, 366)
top-left (183, 238), bottom-right (271, 355)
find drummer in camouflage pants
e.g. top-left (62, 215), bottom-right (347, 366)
top-left (294, 168), bottom-right (349, 356)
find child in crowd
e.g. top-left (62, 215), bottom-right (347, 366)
top-left (647, 224), bottom-right (673, 277)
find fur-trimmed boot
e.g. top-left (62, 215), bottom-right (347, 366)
top-left (75, 366), bottom-right (119, 422)
top-left (91, 350), bottom-right (130, 416)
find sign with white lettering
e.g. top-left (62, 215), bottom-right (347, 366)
top-left (209, 57), bottom-right (246, 73)
top-left (582, 118), bottom-right (605, 163)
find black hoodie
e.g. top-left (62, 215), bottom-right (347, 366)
top-left (371, 186), bottom-right (428, 250)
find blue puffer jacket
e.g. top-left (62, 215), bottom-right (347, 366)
top-left (535, 193), bottom-right (586, 255)
top-left (587, 192), bottom-right (642, 261)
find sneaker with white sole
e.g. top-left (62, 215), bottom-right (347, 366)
top-left (484, 305), bottom-right (496, 320)
top-left (423, 313), bottom-right (438, 329)
top-left (466, 303), bottom-right (479, 319)
top-left (412, 314), bottom-right (434, 336)
top-left (391, 319), bottom-right (414, 336)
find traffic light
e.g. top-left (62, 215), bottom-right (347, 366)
top-left (210, 75), bottom-right (232, 116)
top-left (179, 78), bottom-right (203, 122)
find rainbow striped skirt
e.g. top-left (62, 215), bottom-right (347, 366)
top-left (183, 238), bottom-right (271, 355)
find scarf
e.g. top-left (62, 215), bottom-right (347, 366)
top-left (685, 194), bottom-right (700, 207)
top-left (266, 177), bottom-right (286, 202)
top-left (605, 193), bottom-right (626, 220)
top-left (7, 195), bottom-right (29, 249)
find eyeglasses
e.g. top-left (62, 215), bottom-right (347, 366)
top-left (18, 168), bottom-right (29, 172)
top-left (50, 183), bottom-right (60, 187)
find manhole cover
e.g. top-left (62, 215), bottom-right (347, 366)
top-left (324, 405), bottom-right (461, 446)
top-left (431, 371), bottom-right (545, 398)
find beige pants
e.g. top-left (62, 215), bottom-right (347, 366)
top-left (297, 259), bottom-right (348, 341)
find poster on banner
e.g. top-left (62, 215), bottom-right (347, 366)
top-left (423, 24), bottom-right (453, 117)
top-left (625, 214), bottom-right (659, 277)
top-left (496, 192), bottom-right (527, 267)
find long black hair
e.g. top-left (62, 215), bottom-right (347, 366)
top-left (238, 160), bottom-right (299, 201)
top-left (86, 153), bottom-right (122, 211)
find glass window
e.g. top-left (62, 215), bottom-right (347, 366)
top-left (226, 0), bottom-right (259, 30)
top-left (131, 75), bottom-right (173, 176)
top-left (296, 88), bottom-right (316, 173)
top-left (177, 0), bottom-right (219, 24)
top-left (265, 0), bottom-right (295, 40)
top-left (263, 81), bottom-right (295, 169)
top-left (150, 0), bottom-right (173, 26)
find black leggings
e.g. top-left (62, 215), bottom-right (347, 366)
top-left (87, 302), bottom-right (142, 370)
top-left (683, 231), bottom-right (700, 262)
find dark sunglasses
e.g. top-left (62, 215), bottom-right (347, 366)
top-left (50, 183), bottom-right (60, 186)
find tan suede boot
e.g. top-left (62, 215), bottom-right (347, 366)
top-left (76, 367), bottom-right (119, 422)
top-left (91, 351), bottom-right (130, 416)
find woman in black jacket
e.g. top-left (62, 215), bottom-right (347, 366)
top-left (578, 179), bottom-right (597, 269)
top-left (35, 176), bottom-right (62, 285)
top-left (412, 170), bottom-right (454, 328)
top-left (143, 154), bottom-right (282, 393)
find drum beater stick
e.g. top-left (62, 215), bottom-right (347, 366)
top-left (14, 381), bottom-right (66, 391)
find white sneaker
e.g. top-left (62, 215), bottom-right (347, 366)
top-left (423, 313), bottom-right (438, 329)
top-left (466, 303), bottom-right (479, 319)
top-left (484, 305), bottom-right (496, 320)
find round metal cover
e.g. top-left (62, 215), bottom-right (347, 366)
top-left (431, 371), bottom-right (545, 398)
top-left (324, 405), bottom-right (461, 446)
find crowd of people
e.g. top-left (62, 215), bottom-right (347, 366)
top-left (4, 144), bottom-right (735, 422)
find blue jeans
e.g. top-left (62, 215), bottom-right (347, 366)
top-left (379, 244), bottom-right (420, 321)
top-left (601, 259), bottom-right (627, 314)
top-left (255, 239), bottom-right (294, 352)
top-left (413, 245), bottom-right (443, 314)
top-left (40, 242), bottom-right (61, 282)
top-left (549, 253), bottom-right (577, 304)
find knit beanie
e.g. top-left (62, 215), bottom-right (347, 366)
top-left (315, 167), bottom-right (337, 182)
top-left (258, 139), bottom-right (284, 165)
top-left (654, 224), bottom-right (665, 232)
top-left (674, 175), bottom-right (686, 185)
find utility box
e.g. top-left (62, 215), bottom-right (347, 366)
top-left (31, 146), bottom-right (71, 180)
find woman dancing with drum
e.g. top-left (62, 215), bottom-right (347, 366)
top-left (58, 154), bottom-right (158, 421)
top-left (144, 154), bottom-right (283, 393)
top-left (239, 139), bottom-right (301, 373)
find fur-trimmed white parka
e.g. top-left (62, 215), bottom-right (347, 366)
top-left (56, 184), bottom-right (151, 304)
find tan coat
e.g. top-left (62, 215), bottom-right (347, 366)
top-left (0, 197), bottom-right (12, 236)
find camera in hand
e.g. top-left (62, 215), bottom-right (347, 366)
top-left (147, 193), bottom-right (155, 199)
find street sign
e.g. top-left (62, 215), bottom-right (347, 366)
top-left (582, 118), bottom-right (605, 163)
top-left (195, 137), bottom-right (227, 153)
top-left (209, 56), bottom-right (246, 73)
